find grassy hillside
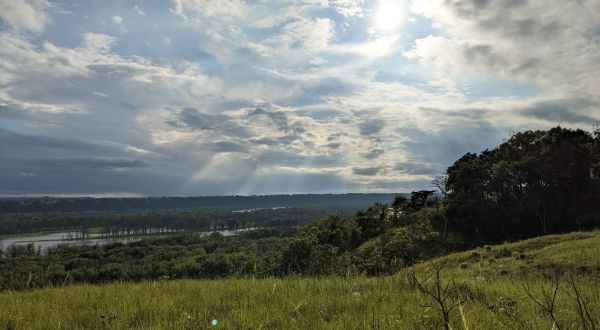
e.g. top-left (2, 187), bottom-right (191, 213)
top-left (1, 230), bottom-right (599, 329)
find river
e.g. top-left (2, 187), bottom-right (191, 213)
top-left (0, 228), bottom-right (254, 253)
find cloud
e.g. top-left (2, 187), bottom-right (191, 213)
top-left (168, 108), bottom-right (231, 130)
top-left (1, 0), bottom-right (598, 196)
top-left (0, 0), bottom-right (49, 32)
top-left (172, 0), bottom-right (246, 20)
top-left (81, 33), bottom-right (117, 54)
top-left (363, 147), bottom-right (385, 159)
top-left (133, 5), bottom-right (145, 16)
top-left (204, 141), bottom-right (249, 153)
top-left (112, 15), bottom-right (123, 25)
top-left (358, 119), bottom-right (386, 136)
top-left (329, 0), bottom-right (365, 17)
top-left (247, 107), bottom-right (305, 135)
top-left (324, 142), bottom-right (342, 149)
top-left (395, 161), bottom-right (441, 176)
top-left (28, 157), bottom-right (149, 171)
top-left (277, 17), bottom-right (336, 51)
top-left (520, 99), bottom-right (599, 124)
top-left (256, 150), bottom-right (344, 168)
top-left (407, 0), bottom-right (600, 100)
top-left (352, 166), bottom-right (383, 176)
top-left (0, 128), bottom-right (170, 195)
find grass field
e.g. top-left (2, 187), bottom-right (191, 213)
top-left (1, 231), bottom-right (600, 329)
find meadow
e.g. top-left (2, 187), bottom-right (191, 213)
top-left (2, 230), bottom-right (599, 329)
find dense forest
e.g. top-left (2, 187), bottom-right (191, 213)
top-left (2, 127), bottom-right (600, 291)
top-left (0, 229), bottom-right (294, 290)
top-left (0, 207), bottom-right (359, 236)
top-left (0, 193), bottom-right (399, 213)
top-left (444, 127), bottom-right (600, 243)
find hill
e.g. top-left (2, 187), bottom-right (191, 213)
top-left (2, 230), bottom-right (599, 329)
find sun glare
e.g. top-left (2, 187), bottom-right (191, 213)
top-left (374, 0), bottom-right (405, 33)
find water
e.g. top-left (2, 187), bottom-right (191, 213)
top-left (0, 228), bottom-right (254, 253)
top-left (232, 206), bottom-right (288, 213)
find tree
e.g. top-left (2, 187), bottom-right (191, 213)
top-left (444, 127), bottom-right (600, 243)
top-left (355, 203), bottom-right (388, 241)
top-left (391, 195), bottom-right (410, 225)
top-left (432, 175), bottom-right (449, 198)
top-left (409, 190), bottom-right (436, 211)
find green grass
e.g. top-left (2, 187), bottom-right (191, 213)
top-left (2, 231), bottom-right (600, 329)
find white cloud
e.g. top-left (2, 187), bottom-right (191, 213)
top-left (0, 0), bottom-right (49, 33)
top-left (81, 33), bottom-right (117, 54)
top-left (111, 15), bottom-right (123, 25)
top-left (408, 0), bottom-right (600, 101)
top-left (93, 91), bottom-right (109, 98)
top-left (133, 5), bottom-right (145, 16)
top-left (172, 0), bottom-right (246, 20)
top-left (276, 18), bottom-right (336, 51)
top-left (329, 0), bottom-right (365, 17)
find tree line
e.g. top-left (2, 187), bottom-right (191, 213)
top-left (444, 127), bottom-right (600, 243)
top-left (0, 194), bottom-right (398, 213)
top-left (0, 207), bottom-right (358, 236)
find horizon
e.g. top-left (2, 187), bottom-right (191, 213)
top-left (1, 0), bottom-right (599, 196)
top-left (0, 191), bottom-right (406, 199)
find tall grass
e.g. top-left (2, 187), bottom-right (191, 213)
top-left (1, 231), bottom-right (599, 329)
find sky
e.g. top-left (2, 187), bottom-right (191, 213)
top-left (0, 0), bottom-right (599, 197)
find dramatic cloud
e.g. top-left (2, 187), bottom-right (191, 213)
top-left (0, 0), bottom-right (598, 196)
top-left (408, 0), bottom-right (600, 101)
